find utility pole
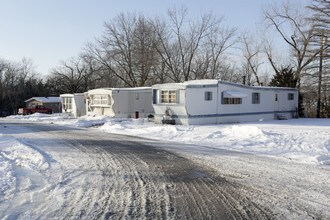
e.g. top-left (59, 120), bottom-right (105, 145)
top-left (316, 33), bottom-right (326, 118)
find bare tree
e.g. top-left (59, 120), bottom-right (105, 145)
top-left (50, 57), bottom-right (91, 93)
top-left (82, 8), bottom-right (236, 86)
top-left (91, 13), bottom-right (158, 87)
top-left (151, 17), bottom-right (181, 82)
top-left (0, 58), bottom-right (45, 114)
top-left (264, 1), bottom-right (324, 90)
top-left (205, 21), bottom-right (236, 79)
top-left (83, 42), bottom-right (125, 88)
top-left (219, 63), bottom-right (242, 83)
top-left (191, 25), bottom-right (236, 80)
top-left (153, 7), bottom-right (233, 82)
top-left (308, 0), bottom-right (330, 117)
top-left (240, 33), bottom-right (264, 85)
top-left (308, 0), bottom-right (330, 26)
top-left (80, 50), bottom-right (120, 88)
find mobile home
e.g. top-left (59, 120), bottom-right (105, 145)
top-left (24, 97), bottom-right (62, 113)
top-left (85, 87), bottom-right (154, 118)
top-left (152, 80), bottom-right (299, 125)
top-left (60, 93), bottom-right (86, 117)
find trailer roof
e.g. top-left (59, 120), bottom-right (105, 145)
top-left (220, 81), bottom-right (298, 91)
top-left (184, 79), bottom-right (219, 86)
top-left (87, 87), bottom-right (151, 92)
top-left (60, 93), bottom-right (84, 97)
top-left (24, 97), bottom-right (61, 103)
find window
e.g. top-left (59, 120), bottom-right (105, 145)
top-left (223, 98), bottom-right (242, 104)
top-left (161, 90), bottom-right (177, 103)
top-left (288, 93), bottom-right (294, 100)
top-left (92, 95), bottom-right (109, 105)
top-left (275, 94), bottom-right (278, 101)
top-left (152, 89), bottom-right (157, 104)
top-left (63, 97), bottom-right (72, 110)
top-left (135, 93), bottom-right (139, 100)
top-left (252, 92), bottom-right (260, 104)
top-left (205, 91), bottom-right (212, 101)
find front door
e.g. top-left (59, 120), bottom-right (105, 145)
top-left (274, 93), bottom-right (279, 112)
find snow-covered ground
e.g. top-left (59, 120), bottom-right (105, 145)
top-left (0, 135), bottom-right (49, 202)
top-left (1, 113), bottom-right (330, 219)
top-left (7, 113), bottom-right (330, 166)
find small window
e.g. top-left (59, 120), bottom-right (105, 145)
top-left (63, 97), bottom-right (72, 110)
top-left (136, 93), bottom-right (139, 100)
top-left (252, 92), bottom-right (260, 104)
top-left (161, 90), bottom-right (177, 103)
top-left (152, 89), bottom-right (157, 104)
top-left (205, 91), bottom-right (212, 101)
top-left (223, 98), bottom-right (242, 104)
top-left (288, 93), bottom-right (294, 100)
top-left (275, 94), bottom-right (278, 101)
top-left (92, 94), bottom-right (109, 105)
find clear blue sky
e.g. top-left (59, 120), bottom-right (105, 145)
top-left (0, 0), bottom-right (309, 75)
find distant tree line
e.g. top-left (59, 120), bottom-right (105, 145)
top-left (0, 58), bottom-right (51, 115)
top-left (0, 0), bottom-right (329, 117)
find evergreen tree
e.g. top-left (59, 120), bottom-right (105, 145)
top-left (269, 66), bottom-right (297, 88)
top-left (269, 66), bottom-right (304, 117)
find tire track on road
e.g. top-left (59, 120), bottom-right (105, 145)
top-left (1, 122), bottom-right (274, 219)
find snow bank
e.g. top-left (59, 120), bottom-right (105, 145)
top-left (0, 155), bottom-right (16, 201)
top-left (0, 137), bottom-right (49, 171)
top-left (0, 134), bottom-right (49, 200)
top-left (7, 113), bottom-right (330, 165)
top-left (9, 113), bottom-right (111, 127)
top-left (98, 118), bottom-right (330, 165)
top-left (8, 113), bottom-right (65, 121)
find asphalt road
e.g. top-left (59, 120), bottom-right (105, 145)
top-left (1, 121), bottom-right (274, 219)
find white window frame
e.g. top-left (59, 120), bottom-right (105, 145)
top-left (63, 97), bottom-right (73, 110)
top-left (161, 90), bottom-right (177, 103)
top-left (92, 94), bottom-right (110, 106)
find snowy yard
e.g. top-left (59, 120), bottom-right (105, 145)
top-left (8, 113), bottom-right (330, 166)
top-left (1, 114), bottom-right (329, 219)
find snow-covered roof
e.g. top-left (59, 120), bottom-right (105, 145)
top-left (152, 83), bottom-right (186, 89)
top-left (153, 79), bottom-right (219, 89)
top-left (24, 97), bottom-right (61, 103)
top-left (87, 87), bottom-right (151, 94)
top-left (153, 79), bottom-right (298, 91)
top-left (60, 93), bottom-right (84, 97)
top-left (183, 79), bottom-right (219, 86)
top-left (219, 81), bottom-right (297, 91)
top-left (111, 87), bottom-right (151, 91)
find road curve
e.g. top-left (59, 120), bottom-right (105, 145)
top-left (0, 121), bottom-right (274, 219)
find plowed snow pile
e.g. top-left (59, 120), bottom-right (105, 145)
top-left (0, 135), bottom-right (49, 202)
top-left (8, 114), bottom-right (330, 165)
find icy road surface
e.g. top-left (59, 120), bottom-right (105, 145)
top-left (0, 121), bottom-right (273, 219)
top-left (0, 119), bottom-right (329, 219)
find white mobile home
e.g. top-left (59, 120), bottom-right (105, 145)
top-left (152, 80), bottom-right (299, 125)
top-left (60, 93), bottom-right (86, 117)
top-left (85, 87), bottom-right (154, 118)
